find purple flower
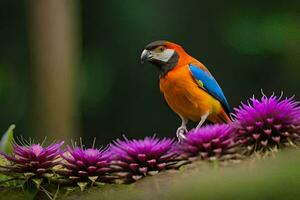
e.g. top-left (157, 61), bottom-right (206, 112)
top-left (232, 95), bottom-right (300, 151)
top-left (177, 124), bottom-right (236, 159)
top-left (1, 141), bottom-right (64, 175)
top-left (59, 146), bottom-right (111, 181)
top-left (110, 136), bottom-right (176, 182)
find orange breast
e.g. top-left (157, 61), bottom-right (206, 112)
top-left (159, 65), bottom-right (221, 122)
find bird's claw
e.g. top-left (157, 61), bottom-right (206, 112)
top-left (176, 126), bottom-right (188, 142)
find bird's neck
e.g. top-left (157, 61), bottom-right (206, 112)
top-left (158, 51), bottom-right (179, 77)
top-left (159, 51), bottom-right (198, 77)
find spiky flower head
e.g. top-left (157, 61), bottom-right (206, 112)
top-left (59, 146), bottom-right (111, 182)
top-left (232, 94), bottom-right (300, 152)
top-left (0, 141), bottom-right (64, 175)
top-left (177, 124), bottom-right (236, 160)
top-left (109, 136), bottom-right (176, 182)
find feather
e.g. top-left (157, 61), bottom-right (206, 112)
top-left (189, 64), bottom-right (231, 114)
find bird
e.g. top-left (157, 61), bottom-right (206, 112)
top-left (140, 40), bottom-right (231, 141)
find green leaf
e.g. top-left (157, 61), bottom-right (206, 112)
top-left (88, 176), bottom-right (98, 182)
top-left (32, 178), bottom-right (43, 189)
top-left (24, 172), bottom-right (35, 178)
top-left (0, 124), bottom-right (15, 154)
top-left (77, 182), bottom-right (88, 191)
top-left (64, 187), bottom-right (76, 196)
top-left (94, 181), bottom-right (105, 187)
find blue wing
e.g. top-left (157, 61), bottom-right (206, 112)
top-left (189, 64), bottom-right (231, 114)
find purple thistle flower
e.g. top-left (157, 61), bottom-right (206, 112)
top-left (177, 124), bottom-right (236, 159)
top-left (232, 95), bottom-right (300, 151)
top-left (59, 146), bottom-right (111, 181)
top-left (110, 136), bottom-right (176, 182)
top-left (1, 141), bottom-right (64, 175)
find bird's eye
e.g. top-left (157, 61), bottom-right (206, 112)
top-left (158, 46), bottom-right (165, 52)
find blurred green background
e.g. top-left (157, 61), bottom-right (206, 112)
top-left (0, 0), bottom-right (299, 144)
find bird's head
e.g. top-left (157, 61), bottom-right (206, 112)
top-left (140, 40), bottom-right (187, 76)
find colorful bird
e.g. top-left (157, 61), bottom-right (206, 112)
top-left (140, 40), bottom-right (231, 141)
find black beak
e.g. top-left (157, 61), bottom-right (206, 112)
top-left (140, 49), bottom-right (151, 64)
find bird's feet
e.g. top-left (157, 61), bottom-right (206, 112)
top-left (176, 126), bottom-right (188, 142)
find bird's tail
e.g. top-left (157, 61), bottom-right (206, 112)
top-left (210, 109), bottom-right (232, 124)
